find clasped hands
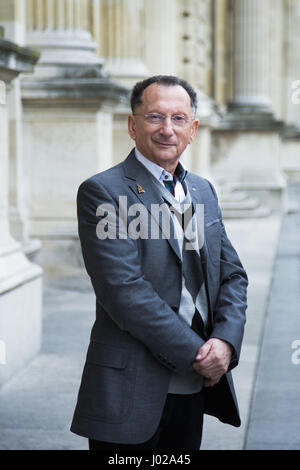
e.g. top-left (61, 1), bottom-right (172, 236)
top-left (192, 338), bottom-right (233, 387)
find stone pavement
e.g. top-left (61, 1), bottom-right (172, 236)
top-left (0, 186), bottom-right (299, 450)
top-left (245, 184), bottom-right (300, 450)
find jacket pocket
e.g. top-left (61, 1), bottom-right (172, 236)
top-left (86, 341), bottom-right (128, 369)
top-left (76, 342), bottom-right (135, 423)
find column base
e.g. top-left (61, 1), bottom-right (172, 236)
top-left (0, 243), bottom-right (42, 388)
top-left (104, 59), bottom-right (149, 87)
top-left (217, 103), bottom-right (284, 131)
top-left (25, 30), bottom-right (104, 80)
top-left (217, 186), bottom-right (271, 219)
top-left (211, 129), bottom-right (288, 213)
top-left (280, 132), bottom-right (300, 183)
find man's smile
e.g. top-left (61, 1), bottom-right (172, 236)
top-left (152, 140), bottom-right (176, 147)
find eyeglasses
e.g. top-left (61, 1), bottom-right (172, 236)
top-left (133, 113), bottom-right (193, 128)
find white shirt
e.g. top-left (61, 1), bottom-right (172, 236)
top-left (134, 147), bottom-right (186, 202)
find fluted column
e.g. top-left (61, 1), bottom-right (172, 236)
top-left (279, 0), bottom-right (300, 181)
top-left (0, 1), bottom-right (32, 245)
top-left (20, 0), bottom-right (129, 264)
top-left (25, 0), bottom-right (103, 79)
top-left (269, 0), bottom-right (284, 122)
top-left (0, 81), bottom-right (12, 250)
top-left (0, 37), bottom-right (42, 387)
top-left (144, 0), bottom-right (177, 75)
top-left (0, 80), bottom-right (32, 286)
top-left (99, 0), bottom-right (148, 85)
top-left (284, 0), bottom-right (300, 133)
top-left (231, 0), bottom-right (272, 111)
top-left (0, 0), bottom-right (26, 45)
top-left (212, 0), bottom-right (286, 214)
top-left (178, 0), bottom-right (217, 181)
top-left (213, 0), bottom-right (227, 109)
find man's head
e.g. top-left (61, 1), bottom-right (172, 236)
top-left (128, 75), bottom-right (199, 174)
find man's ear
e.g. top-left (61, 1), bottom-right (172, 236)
top-left (128, 115), bottom-right (136, 140)
top-left (189, 119), bottom-right (199, 144)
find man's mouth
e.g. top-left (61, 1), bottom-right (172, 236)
top-left (153, 140), bottom-right (176, 147)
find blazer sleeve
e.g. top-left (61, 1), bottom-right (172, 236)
top-left (207, 182), bottom-right (248, 370)
top-left (77, 178), bottom-right (205, 375)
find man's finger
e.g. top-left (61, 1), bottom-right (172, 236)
top-left (195, 341), bottom-right (213, 361)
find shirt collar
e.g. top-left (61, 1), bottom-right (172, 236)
top-left (134, 147), bottom-right (187, 184)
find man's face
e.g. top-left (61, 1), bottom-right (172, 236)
top-left (128, 83), bottom-right (199, 171)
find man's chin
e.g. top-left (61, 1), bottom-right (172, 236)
top-left (153, 145), bottom-right (177, 157)
top-left (153, 150), bottom-right (178, 163)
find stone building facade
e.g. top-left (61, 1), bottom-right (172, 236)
top-left (0, 0), bottom-right (300, 385)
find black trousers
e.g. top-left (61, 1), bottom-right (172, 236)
top-left (89, 390), bottom-right (204, 451)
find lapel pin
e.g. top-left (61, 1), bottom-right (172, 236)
top-left (137, 184), bottom-right (145, 194)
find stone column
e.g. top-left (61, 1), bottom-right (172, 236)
top-left (95, 1), bottom-right (148, 169)
top-left (269, 0), bottom-right (284, 122)
top-left (21, 0), bottom-right (129, 275)
top-left (213, 0), bottom-right (227, 109)
top-left (178, 0), bottom-right (217, 182)
top-left (25, 0), bottom-right (103, 78)
top-left (230, 0), bottom-right (272, 112)
top-left (280, 0), bottom-right (300, 181)
top-left (282, 0), bottom-right (300, 133)
top-left (212, 0), bottom-right (286, 212)
top-left (98, 0), bottom-right (148, 86)
top-left (0, 36), bottom-right (42, 387)
top-left (144, 0), bottom-right (178, 76)
top-left (0, 0), bottom-right (26, 45)
top-left (0, 0), bottom-right (39, 252)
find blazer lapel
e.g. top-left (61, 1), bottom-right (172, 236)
top-left (123, 150), bottom-right (182, 260)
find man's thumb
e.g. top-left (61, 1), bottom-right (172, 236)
top-left (195, 341), bottom-right (212, 361)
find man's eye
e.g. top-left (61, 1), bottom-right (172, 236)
top-left (172, 115), bottom-right (185, 122)
top-left (149, 114), bottom-right (162, 120)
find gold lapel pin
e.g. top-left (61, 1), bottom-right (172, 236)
top-left (137, 184), bottom-right (145, 194)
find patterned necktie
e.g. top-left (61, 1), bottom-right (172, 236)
top-left (162, 175), bottom-right (208, 338)
top-left (162, 163), bottom-right (187, 196)
top-left (163, 178), bottom-right (175, 196)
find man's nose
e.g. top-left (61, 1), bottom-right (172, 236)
top-left (159, 117), bottom-right (174, 135)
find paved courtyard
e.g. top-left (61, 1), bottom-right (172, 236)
top-left (0, 185), bottom-right (299, 450)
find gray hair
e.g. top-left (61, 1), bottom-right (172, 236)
top-left (130, 75), bottom-right (198, 116)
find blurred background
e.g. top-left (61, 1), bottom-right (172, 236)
top-left (0, 0), bottom-right (299, 450)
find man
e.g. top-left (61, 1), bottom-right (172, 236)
top-left (70, 75), bottom-right (248, 450)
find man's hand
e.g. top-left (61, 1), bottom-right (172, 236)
top-left (192, 338), bottom-right (232, 387)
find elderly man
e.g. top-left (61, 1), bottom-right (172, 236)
top-left (71, 75), bottom-right (248, 450)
